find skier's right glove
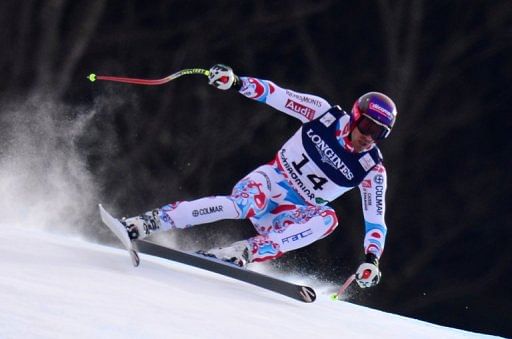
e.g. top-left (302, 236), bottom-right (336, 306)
top-left (355, 253), bottom-right (381, 288)
top-left (208, 64), bottom-right (241, 90)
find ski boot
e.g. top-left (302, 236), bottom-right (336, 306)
top-left (198, 240), bottom-right (251, 268)
top-left (121, 209), bottom-right (162, 240)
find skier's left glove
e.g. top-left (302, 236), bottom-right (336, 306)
top-left (208, 64), bottom-right (241, 90)
top-left (355, 253), bottom-right (381, 288)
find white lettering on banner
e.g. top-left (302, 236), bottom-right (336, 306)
top-left (306, 129), bottom-right (354, 180)
top-left (285, 99), bottom-right (315, 120)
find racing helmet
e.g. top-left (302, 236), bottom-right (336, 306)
top-left (351, 92), bottom-right (397, 140)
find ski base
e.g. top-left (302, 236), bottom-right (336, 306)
top-left (136, 239), bottom-right (316, 303)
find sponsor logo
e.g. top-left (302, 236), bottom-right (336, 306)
top-left (319, 112), bottom-right (336, 127)
top-left (282, 228), bottom-right (313, 244)
top-left (375, 185), bottom-right (384, 215)
top-left (362, 179), bottom-right (372, 188)
top-left (285, 90), bottom-right (323, 107)
top-left (359, 153), bottom-right (376, 171)
top-left (279, 149), bottom-right (315, 200)
top-left (374, 174), bottom-right (384, 185)
top-left (192, 205), bottom-right (224, 217)
top-left (306, 129), bottom-right (354, 180)
top-left (363, 192), bottom-right (372, 211)
top-left (369, 102), bottom-right (393, 120)
top-left (315, 197), bottom-right (329, 205)
top-left (372, 164), bottom-right (385, 173)
top-left (285, 99), bottom-right (315, 120)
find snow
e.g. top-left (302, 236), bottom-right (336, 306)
top-left (0, 224), bottom-right (502, 339)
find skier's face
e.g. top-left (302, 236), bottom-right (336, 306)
top-left (351, 126), bottom-right (375, 152)
top-left (357, 115), bottom-right (389, 140)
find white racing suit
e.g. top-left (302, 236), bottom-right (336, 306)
top-left (135, 77), bottom-right (388, 263)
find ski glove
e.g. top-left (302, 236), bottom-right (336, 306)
top-left (355, 253), bottom-right (381, 288)
top-left (208, 64), bottom-right (241, 90)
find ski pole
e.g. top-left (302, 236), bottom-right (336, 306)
top-left (330, 274), bottom-right (356, 301)
top-left (87, 68), bottom-right (210, 86)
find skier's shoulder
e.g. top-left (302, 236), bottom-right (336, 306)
top-left (308, 105), bottom-right (351, 129)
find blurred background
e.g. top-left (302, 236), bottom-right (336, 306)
top-left (0, 1), bottom-right (510, 337)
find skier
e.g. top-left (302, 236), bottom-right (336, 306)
top-left (121, 64), bottom-right (397, 289)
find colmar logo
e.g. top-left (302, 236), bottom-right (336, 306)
top-left (285, 99), bottom-right (315, 120)
top-left (192, 205), bottom-right (223, 217)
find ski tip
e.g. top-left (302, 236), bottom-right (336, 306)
top-left (98, 203), bottom-right (107, 216)
top-left (130, 250), bottom-right (140, 267)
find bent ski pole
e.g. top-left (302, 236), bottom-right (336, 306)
top-left (87, 68), bottom-right (210, 86)
top-left (330, 274), bottom-right (356, 301)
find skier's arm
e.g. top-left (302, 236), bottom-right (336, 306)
top-left (237, 77), bottom-right (332, 122)
top-left (354, 164), bottom-right (388, 288)
top-left (358, 164), bottom-right (388, 259)
top-left (207, 64), bottom-right (331, 122)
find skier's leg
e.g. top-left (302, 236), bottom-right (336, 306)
top-left (121, 196), bottom-right (240, 240)
top-left (123, 165), bottom-right (277, 240)
top-left (228, 167), bottom-right (279, 219)
top-left (204, 204), bottom-right (338, 266)
top-left (247, 205), bottom-right (339, 263)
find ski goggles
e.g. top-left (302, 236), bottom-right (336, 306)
top-left (357, 115), bottom-right (391, 140)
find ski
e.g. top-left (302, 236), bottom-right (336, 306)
top-left (99, 204), bottom-right (140, 267)
top-left (136, 239), bottom-right (317, 303)
top-left (98, 204), bottom-right (315, 302)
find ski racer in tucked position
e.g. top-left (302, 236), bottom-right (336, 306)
top-left (122, 64), bottom-right (398, 289)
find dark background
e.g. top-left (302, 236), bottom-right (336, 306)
top-left (1, 1), bottom-right (510, 337)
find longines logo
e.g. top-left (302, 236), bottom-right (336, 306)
top-left (306, 129), bottom-right (354, 180)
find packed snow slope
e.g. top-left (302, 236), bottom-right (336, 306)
top-left (0, 224), bottom-right (502, 339)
